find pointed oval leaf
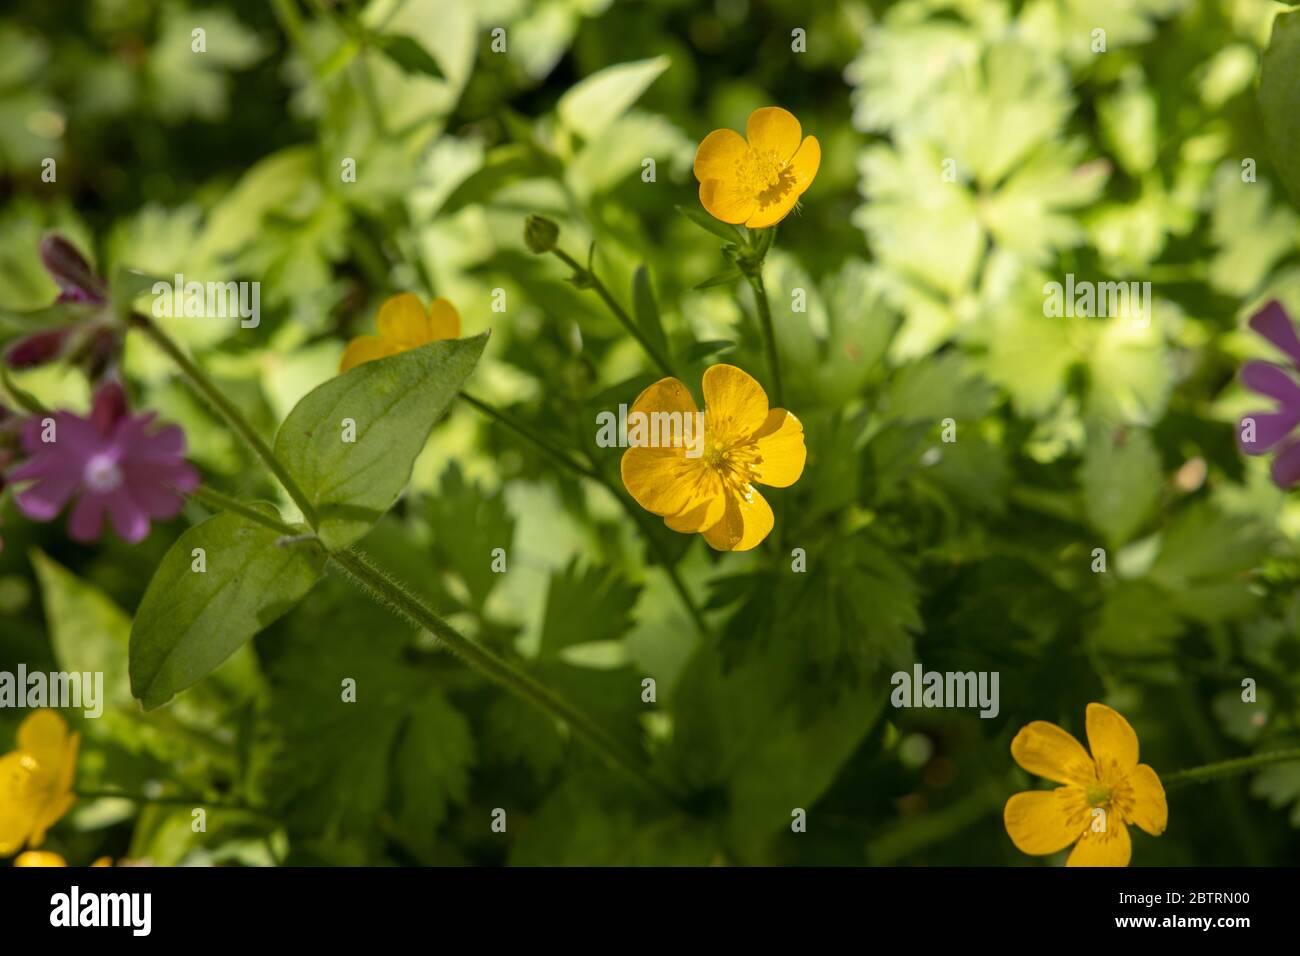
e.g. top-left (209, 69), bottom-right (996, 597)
top-left (274, 333), bottom-right (488, 549)
top-left (129, 506), bottom-right (327, 710)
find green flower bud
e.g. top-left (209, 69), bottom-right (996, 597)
top-left (524, 215), bottom-right (560, 254)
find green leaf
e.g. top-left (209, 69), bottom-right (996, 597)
top-left (693, 269), bottom-right (744, 290)
top-left (109, 265), bottom-right (163, 320)
top-left (1081, 423), bottom-right (1161, 547)
top-left (556, 55), bottom-right (669, 140)
top-left (264, 576), bottom-right (428, 844)
top-left (676, 204), bottom-right (741, 243)
top-left (392, 693), bottom-right (475, 856)
top-left (129, 506), bottom-right (327, 710)
top-left (630, 264), bottom-right (669, 366)
top-left (275, 333), bottom-right (487, 550)
top-left (424, 461), bottom-right (515, 610)
top-left (31, 550), bottom-right (132, 708)
top-left (0, 300), bottom-right (100, 336)
top-left (510, 772), bottom-right (714, 866)
top-left (539, 560), bottom-right (641, 657)
top-left (667, 635), bottom-right (887, 852)
top-left (1260, 7), bottom-right (1300, 205)
top-left (683, 338), bottom-right (736, 360)
top-left (376, 34), bottom-right (445, 80)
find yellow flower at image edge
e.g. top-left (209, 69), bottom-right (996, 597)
top-left (13, 852), bottom-right (111, 867)
top-left (694, 106), bottom-right (820, 228)
top-left (339, 292), bottom-right (461, 373)
top-left (0, 709), bottom-right (79, 857)
top-left (620, 364), bottom-right (805, 552)
top-left (1004, 703), bottom-right (1167, 867)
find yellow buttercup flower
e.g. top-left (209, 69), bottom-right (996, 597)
top-left (13, 852), bottom-right (110, 867)
top-left (1004, 703), bottom-right (1167, 867)
top-left (620, 364), bottom-right (805, 552)
top-left (0, 710), bottom-right (79, 857)
top-left (14, 851), bottom-right (66, 866)
top-left (694, 106), bottom-right (821, 228)
top-left (339, 292), bottom-right (461, 373)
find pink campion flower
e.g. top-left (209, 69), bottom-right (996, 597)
top-left (7, 382), bottom-right (200, 543)
top-left (1239, 299), bottom-right (1300, 488)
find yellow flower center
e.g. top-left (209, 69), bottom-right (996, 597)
top-left (1086, 758), bottom-right (1135, 820)
top-left (702, 412), bottom-right (761, 500)
top-left (1085, 782), bottom-right (1112, 807)
top-left (734, 147), bottom-right (794, 205)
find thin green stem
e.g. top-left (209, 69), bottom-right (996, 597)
top-left (607, 481), bottom-right (715, 641)
top-left (74, 788), bottom-right (270, 818)
top-left (356, 46), bottom-right (389, 138)
top-left (460, 393), bottom-right (600, 480)
top-left (1162, 748), bottom-right (1300, 791)
top-left (330, 548), bottom-right (678, 804)
top-left (268, 0), bottom-right (310, 56)
top-left (460, 392), bottom-right (713, 640)
top-left (744, 270), bottom-right (783, 407)
top-left (129, 313), bottom-right (318, 525)
top-left (551, 247), bottom-right (676, 379)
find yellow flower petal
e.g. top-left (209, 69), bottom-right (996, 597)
top-left (1003, 788), bottom-right (1086, 856)
top-left (703, 364), bottom-right (769, 436)
top-left (694, 128), bottom-right (748, 182)
top-left (29, 791), bottom-right (74, 848)
top-left (752, 409), bottom-right (806, 488)
top-left (702, 486), bottom-right (773, 551)
top-left (786, 135), bottom-right (821, 197)
top-left (629, 376), bottom-right (699, 421)
top-left (622, 447), bottom-right (710, 518)
top-left (1010, 720), bottom-right (1095, 787)
top-left (1066, 818), bottom-right (1132, 867)
top-left (339, 335), bottom-right (397, 373)
top-left (16, 709), bottom-right (69, 770)
top-left (1086, 702), bottom-right (1139, 770)
top-left (376, 292), bottom-right (433, 348)
top-left (664, 491), bottom-right (727, 534)
top-left (0, 752), bottom-right (40, 856)
top-left (1125, 763), bottom-right (1168, 836)
top-left (699, 178), bottom-right (758, 225)
top-left (14, 851), bottom-right (66, 867)
top-left (746, 107), bottom-right (802, 163)
top-left (91, 856), bottom-right (113, 867)
top-left (427, 298), bottom-right (461, 341)
top-left (744, 190), bottom-right (801, 230)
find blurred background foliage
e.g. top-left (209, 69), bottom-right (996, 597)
top-left (2, 0), bottom-right (1300, 866)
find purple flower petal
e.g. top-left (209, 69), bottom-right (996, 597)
top-left (1241, 361), bottom-right (1300, 405)
top-left (1248, 300), bottom-right (1300, 366)
top-left (1271, 439), bottom-right (1300, 488)
top-left (39, 235), bottom-right (106, 305)
top-left (67, 493), bottom-right (108, 542)
top-left (1239, 410), bottom-right (1300, 454)
top-left (6, 384), bottom-right (199, 543)
top-left (105, 488), bottom-right (150, 543)
top-left (13, 471), bottom-right (80, 520)
top-left (91, 381), bottom-right (128, 436)
top-left (5, 328), bottom-right (72, 369)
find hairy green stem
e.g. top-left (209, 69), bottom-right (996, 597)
top-left (330, 548), bottom-right (676, 802)
top-left (551, 247), bottom-right (676, 379)
top-left (129, 313), bottom-right (318, 525)
top-left (744, 270), bottom-right (783, 407)
top-left (1162, 748), bottom-right (1300, 791)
